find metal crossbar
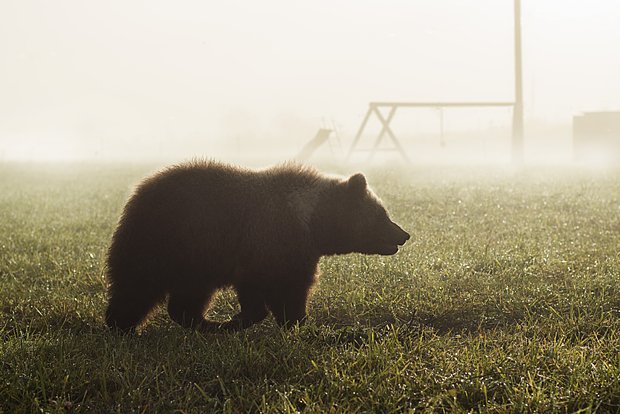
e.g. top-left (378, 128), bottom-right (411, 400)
top-left (347, 101), bottom-right (516, 163)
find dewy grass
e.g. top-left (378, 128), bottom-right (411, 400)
top-left (1, 163), bottom-right (619, 413)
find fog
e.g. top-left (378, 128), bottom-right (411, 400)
top-left (1, 0), bottom-right (619, 164)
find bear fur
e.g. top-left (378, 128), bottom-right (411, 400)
top-left (105, 160), bottom-right (409, 332)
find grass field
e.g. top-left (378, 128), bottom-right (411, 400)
top-left (1, 162), bottom-right (619, 413)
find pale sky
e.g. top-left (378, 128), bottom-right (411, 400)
top-left (0, 0), bottom-right (618, 160)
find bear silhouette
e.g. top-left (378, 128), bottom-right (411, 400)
top-left (105, 160), bottom-right (409, 332)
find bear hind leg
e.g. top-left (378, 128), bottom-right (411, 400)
top-left (105, 283), bottom-right (165, 333)
top-left (167, 287), bottom-right (219, 332)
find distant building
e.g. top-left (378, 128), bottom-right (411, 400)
top-left (573, 111), bottom-right (620, 163)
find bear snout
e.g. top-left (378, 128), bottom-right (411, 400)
top-left (389, 221), bottom-right (410, 246)
top-left (371, 221), bottom-right (410, 256)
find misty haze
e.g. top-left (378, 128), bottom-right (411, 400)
top-left (1, 1), bottom-right (619, 412)
top-left (2, 0), bottom-right (619, 164)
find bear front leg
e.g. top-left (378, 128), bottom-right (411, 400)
top-left (265, 282), bottom-right (311, 329)
top-left (218, 284), bottom-right (269, 331)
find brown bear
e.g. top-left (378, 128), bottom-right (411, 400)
top-left (105, 160), bottom-right (409, 332)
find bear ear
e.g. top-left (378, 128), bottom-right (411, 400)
top-left (347, 173), bottom-right (367, 196)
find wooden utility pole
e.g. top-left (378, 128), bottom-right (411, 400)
top-left (512, 0), bottom-right (524, 165)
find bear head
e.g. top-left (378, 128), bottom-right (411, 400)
top-left (314, 173), bottom-right (410, 256)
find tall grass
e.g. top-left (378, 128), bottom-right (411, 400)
top-left (1, 163), bottom-right (619, 413)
